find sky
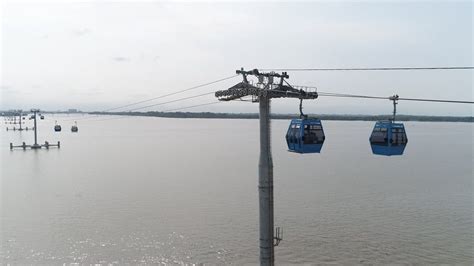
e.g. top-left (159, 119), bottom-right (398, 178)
top-left (0, 0), bottom-right (472, 116)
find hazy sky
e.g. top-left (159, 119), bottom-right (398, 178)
top-left (1, 0), bottom-right (472, 115)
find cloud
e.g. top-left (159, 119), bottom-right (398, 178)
top-left (112, 56), bottom-right (130, 62)
top-left (78, 89), bottom-right (104, 96)
top-left (129, 93), bottom-right (149, 98)
top-left (72, 28), bottom-right (91, 37)
top-left (0, 85), bottom-right (11, 91)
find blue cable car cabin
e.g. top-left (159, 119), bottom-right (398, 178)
top-left (286, 119), bottom-right (325, 153)
top-left (369, 121), bottom-right (407, 156)
top-left (54, 121), bottom-right (62, 132)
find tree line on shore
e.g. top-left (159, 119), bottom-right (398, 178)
top-left (89, 111), bottom-right (473, 122)
top-left (2, 110), bottom-right (472, 122)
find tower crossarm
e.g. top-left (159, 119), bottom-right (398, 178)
top-left (215, 81), bottom-right (318, 101)
top-left (214, 81), bottom-right (261, 101)
top-left (271, 84), bottom-right (318, 100)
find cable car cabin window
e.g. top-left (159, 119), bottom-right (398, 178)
top-left (293, 124), bottom-right (301, 144)
top-left (391, 128), bottom-right (407, 145)
top-left (286, 125), bottom-right (292, 143)
top-left (311, 125), bottom-right (325, 142)
top-left (303, 124), bottom-right (324, 144)
top-left (287, 124), bottom-right (300, 144)
top-left (288, 125), bottom-right (295, 144)
top-left (370, 127), bottom-right (388, 145)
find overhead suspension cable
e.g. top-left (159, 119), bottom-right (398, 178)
top-left (270, 79), bottom-right (473, 104)
top-left (82, 101), bottom-right (223, 123)
top-left (286, 81), bottom-right (473, 104)
top-left (315, 91), bottom-right (474, 104)
top-left (161, 101), bottom-right (221, 112)
top-left (125, 92), bottom-right (215, 112)
top-left (60, 74), bottom-right (238, 121)
top-left (393, 97), bottom-right (473, 104)
top-left (261, 66), bottom-right (474, 71)
top-left (81, 92), bottom-right (220, 122)
top-left (102, 74), bottom-right (237, 112)
top-left (317, 92), bottom-right (392, 100)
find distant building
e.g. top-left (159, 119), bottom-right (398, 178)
top-left (68, 109), bottom-right (79, 113)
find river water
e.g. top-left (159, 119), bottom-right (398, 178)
top-left (1, 115), bottom-right (472, 264)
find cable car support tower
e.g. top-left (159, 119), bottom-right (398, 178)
top-left (10, 109), bottom-right (60, 150)
top-left (215, 68), bottom-right (318, 265)
top-left (5, 110), bottom-right (30, 131)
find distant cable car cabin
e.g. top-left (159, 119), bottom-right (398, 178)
top-left (71, 121), bottom-right (78, 132)
top-left (40, 115), bottom-right (45, 120)
top-left (54, 121), bottom-right (62, 132)
top-left (286, 99), bottom-right (325, 153)
top-left (286, 119), bottom-right (325, 153)
top-left (369, 121), bottom-right (407, 156)
top-left (369, 95), bottom-right (408, 156)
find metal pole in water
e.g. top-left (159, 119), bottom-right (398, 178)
top-left (19, 112), bottom-right (22, 131)
top-left (258, 94), bottom-right (274, 265)
top-left (33, 111), bottom-right (38, 146)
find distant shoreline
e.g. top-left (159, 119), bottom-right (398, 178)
top-left (87, 111), bottom-right (473, 122)
top-left (1, 111), bottom-right (472, 122)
